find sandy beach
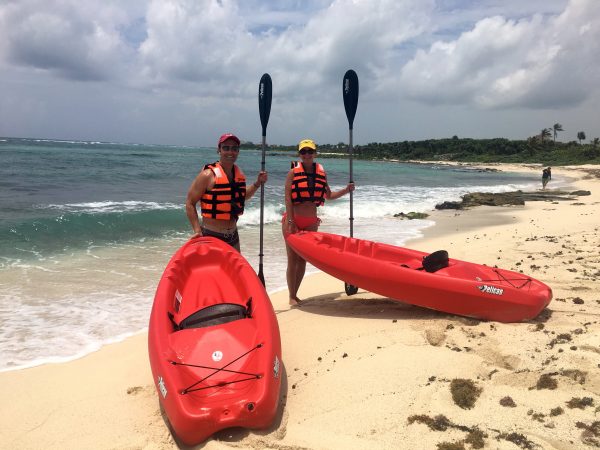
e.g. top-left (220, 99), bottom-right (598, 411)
top-left (1, 163), bottom-right (599, 450)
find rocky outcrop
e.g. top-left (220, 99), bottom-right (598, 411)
top-left (435, 190), bottom-right (591, 210)
top-left (393, 212), bottom-right (430, 219)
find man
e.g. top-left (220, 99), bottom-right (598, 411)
top-left (542, 166), bottom-right (551, 190)
top-left (185, 133), bottom-right (267, 251)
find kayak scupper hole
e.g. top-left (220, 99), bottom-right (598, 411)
top-left (247, 403), bottom-right (255, 412)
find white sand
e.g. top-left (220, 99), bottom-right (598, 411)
top-left (1, 163), bottom-right (599, 450)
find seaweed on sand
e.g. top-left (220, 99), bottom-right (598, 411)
top-left (450, 379), bottom-right (482, 409)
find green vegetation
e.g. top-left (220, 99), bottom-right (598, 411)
top-left (244, 134), bottom-right (600, 165)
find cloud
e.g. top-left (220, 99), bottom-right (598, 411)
top-left (0, 0), bottom-right (139, 81)
top-left (1, 0), bottom-right (599, 145)
top-left (398, 0), bottom-right (600, 110)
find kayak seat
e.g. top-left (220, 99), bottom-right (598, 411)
top-left (176, 303), bottom-right (249, 330)
top-left (418, 250), bottom-right (449, 273)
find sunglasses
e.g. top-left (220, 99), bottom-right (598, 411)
top-left (221, 145), bottom-right (240, 152)
top-left (299, 148), bottom-right (315, 155)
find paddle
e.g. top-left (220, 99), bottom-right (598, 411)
top-left (343, 69), bottom-right (359, 296)
top-left (257, 73), bottom-right (272, 286)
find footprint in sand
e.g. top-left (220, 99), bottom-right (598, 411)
top-left (424, 328), bottom-right (447, 346)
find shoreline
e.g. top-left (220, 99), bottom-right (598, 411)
top-left (1, 163), bottom-right (599, 449)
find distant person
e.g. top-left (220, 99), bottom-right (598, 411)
top-left (542, 167), bottom-right (552, 190)
top-left (282, 138), bottom-right (355, 306)
top-left (185, 133), bottom-right (267, 251)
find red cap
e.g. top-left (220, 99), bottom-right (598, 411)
top-left (218, 133), bottom-right (240, 146)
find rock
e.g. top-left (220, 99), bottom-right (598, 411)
top-left (394, 211), bottom-right (430, 219)
top-left (462, 192), bottom-right (524, 207)
top-left (435, 189), bottom-right (593, 210)
top-left (435, 201), bottom-right (463, 210)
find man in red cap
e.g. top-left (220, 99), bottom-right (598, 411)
top-left (185, 133), bottom-right (267, 251)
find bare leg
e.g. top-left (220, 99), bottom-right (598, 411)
top-left (282, 218), bottom-right (319, 306)
top-left (285, 243), bottom-right (302, 305)
top-left (288, 221), bottom-right (319, 305)
top-left (293, 257), bottom-right (306, 300)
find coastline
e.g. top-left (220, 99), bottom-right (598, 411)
top-left (1, 163), bottom-right (599, 449)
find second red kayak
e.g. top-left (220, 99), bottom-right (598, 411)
top-left (286, 231), bottom-right (552, 322)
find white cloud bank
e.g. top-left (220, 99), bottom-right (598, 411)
top-left (0, 0), bottom-right (598, 145)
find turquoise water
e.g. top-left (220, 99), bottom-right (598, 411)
top-left (0, 137), bottom-right (542, 371)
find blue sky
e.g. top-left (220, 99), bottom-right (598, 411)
top-left (1, 0), bottom-right (598, 146)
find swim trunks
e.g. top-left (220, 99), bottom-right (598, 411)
top-left (200, 227), bottom-right (240, 248)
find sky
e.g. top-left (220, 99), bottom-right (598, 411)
top-left (1, 0), bottom-right (599, 147)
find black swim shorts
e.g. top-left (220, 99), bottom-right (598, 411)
top-left (200, 227), bottom-right (240, 248)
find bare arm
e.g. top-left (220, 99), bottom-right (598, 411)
top-left (284, 170), bottom-right (297, 233)
top-left (245, 171), bottom-right (268, 200)
top-left (185, 169), bottom-right (213, 237)
top-left (325, 182), bottom-right (355, 201)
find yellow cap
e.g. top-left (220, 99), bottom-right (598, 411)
top-left (298, 139), bottom-right (316, 151)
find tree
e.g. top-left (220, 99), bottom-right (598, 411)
top-left (592, 137), bottom-right (600, 149)
top-left (552, 123), bottom-right (563, 142)
top-left (577, 131), bottom-right (586, 144)
top-left (540, 128), bottom-right (551, 142)
top-left (526, 136), bottom-right (540, 156)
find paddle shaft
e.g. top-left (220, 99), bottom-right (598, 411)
top-left (259, 133), bottom-right (266, 274)
top-left (257, 74), bottom-right (272, 286)
top-left (348, 125), bottom-right (354, 237)
top-left (342, 69), bottom-right (358, 238)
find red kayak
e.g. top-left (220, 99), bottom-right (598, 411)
top-left (286, 231), bottom-right (552, 322)
top-left (148, 237), bottom-right (282, 445)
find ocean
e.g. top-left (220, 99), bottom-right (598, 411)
top-left (0, 137), bottom-right (548, 372)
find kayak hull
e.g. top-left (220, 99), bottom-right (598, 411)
top-left (148, 237), bottom-right (282, 445)
top-left (286, 231), bottom-right (552, 322)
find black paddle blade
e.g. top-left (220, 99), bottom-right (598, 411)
top-left (342, 69), bottom-right (359, 130)
top-left (258, 271), bottom-right (265, 287)
top-left (345, 282), bottom-right (359, 296)
top-left (258, 73), bottom-right (272, 136)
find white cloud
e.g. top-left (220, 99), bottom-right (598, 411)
top-left (399, 0), bottom-right (600, 109)
top-left (0, 0), bottom-right (138, 80)
top-left (0, 0), bottom-right (599, 145)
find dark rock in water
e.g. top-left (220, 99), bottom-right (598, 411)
top-left (435, 201), bottom-right (463, 210)
top-left (394, 211), bottom-right (430, 219)
top-left (435, 189), bottom-right (592, 210)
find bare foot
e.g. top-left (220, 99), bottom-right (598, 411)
top-left (289, 297), bottom-right (302, 307)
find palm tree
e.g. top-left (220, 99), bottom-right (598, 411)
top-left (552, 123), bottom-right (563, 142)
top-left (540, 128), bottom-right (551, 142)
top-left (526, 136), bottom-right (540, 156)
top-left (593, 137), bottom-right (600, 149)
top-left (577, 131), bottom-right (586, 144)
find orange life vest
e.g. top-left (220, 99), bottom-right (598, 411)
top-left (200, 162), bottom-right (246, 220)
top-left (290, 162), bottom-right (327, 206)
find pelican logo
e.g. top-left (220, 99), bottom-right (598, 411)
top-left (259, 82), bottom-right (265, 99)
top-left (344, 78), bottom-right (351, 95)
top-left (478, 285), bottom-right (504, 296)
top-left (157, 375), bottom-right (168, 398)
top-left (212, 350), bottom-right (223, 362)
top-left (273, 355), bottom-right (280, 378)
